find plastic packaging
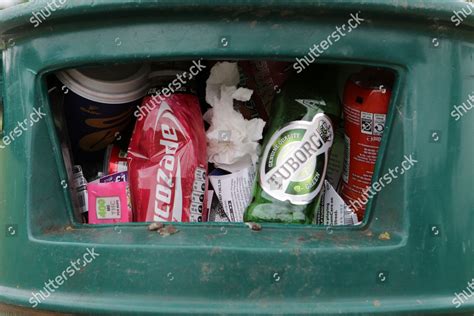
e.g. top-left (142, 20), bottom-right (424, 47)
top-left (104, 145), bottom-right (128, 174)
top-left (87, 182), bottom-right (131, 224)
top-left (128, 72), bottom-right (208, 222)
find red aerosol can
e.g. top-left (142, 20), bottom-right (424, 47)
top-left (341, 68), bottom-right (394, 220)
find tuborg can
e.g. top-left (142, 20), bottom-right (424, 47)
top-left (244, 66), bottom-right (341, 224)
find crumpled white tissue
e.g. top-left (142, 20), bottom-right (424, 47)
top-left (204, 62), bottom-right (266, 173)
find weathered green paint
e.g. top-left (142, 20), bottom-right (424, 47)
top-left (0, 1), bottom-right (473, 315)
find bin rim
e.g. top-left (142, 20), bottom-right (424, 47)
top-left (0, 0), bottom-right (473, 40)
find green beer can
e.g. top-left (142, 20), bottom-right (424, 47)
top-left (244, 66), bottom-right (341, 224)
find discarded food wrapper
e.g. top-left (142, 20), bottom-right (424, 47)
top-left (206, 190), bottom-right (230, 222)
top-left (204, 62), bottom-right (266, 173)
top-left (96, 171), bottom-right (128, 183)
top-left (104, 145), bottom-right (128, 175)
top-left (92, 171), bottom-right (132, 221)
top-left (208, 165), bottom-right (256, 222)
top-left (87, 182), bottom-right (131, 224)
top-left (315, 180), bottom-right (359, 225)
top-left (128, 72), bottom-right (208, 222)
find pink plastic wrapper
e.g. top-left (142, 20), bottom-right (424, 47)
top-left (93, 171), bottom-right (133, 222)
top-left (128, 82), bottom-right (208, 222)
top-left (88, 182), bottom-right (131, 224)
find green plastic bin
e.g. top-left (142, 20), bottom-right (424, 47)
top-left (0, 1), bottom-right (473, 315)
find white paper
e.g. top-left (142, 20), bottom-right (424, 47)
top-left (209, 165), bottom-right (256, 222)
top-left (206, 190), bottom-right (230, 222)
top-left (204, 62), bottom-right (266, 173)
top-left (326, 129), bottom-right (345, 189)
top-left (316, 180), bottom-right (360, 225)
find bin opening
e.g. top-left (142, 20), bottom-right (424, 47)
top-left (46, 60), bottom-right (396, 227)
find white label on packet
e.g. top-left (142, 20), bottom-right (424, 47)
top-left (96, 196), bottom-right (121, 219)
top-left (209, 165), bottom-right (256, 222)
top-left (117, 161), bottom-right (128, 172)
top-left (318, 180), bottom-right (359, 225)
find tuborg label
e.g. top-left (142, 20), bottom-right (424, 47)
top-left (260, 113), bottom-right (334, 205)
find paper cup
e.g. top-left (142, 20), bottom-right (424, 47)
top-left (56, 64), bottom-right (150, 162)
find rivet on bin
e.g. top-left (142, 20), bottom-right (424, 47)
top-left (219, 36), bottom-right (230, 48)
top-left (5, 224), bottom-right (18, 238)
top-left (376, 271), bottom-right (389, 284)
top-left (430, 130), bottom-right (441, 143)
top-left (430, 225), bottom-right (441, 237)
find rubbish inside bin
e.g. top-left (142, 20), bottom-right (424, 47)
top-left (204, 62), bottom-right (265, 173)
top-left (237, 61), bottom-right (292, 121)
top-left (340, 68), bottom-right (394, 220)
top-left (87, 182), bottom-right (131, 224)
top-left (127, 70), bottom-right (208, 223)
top-left (209, 166), bottom-right (256, 222)
top-left (206, 190), bottom-right (230, 222)
top-left (315, 180), bottom-right (359, 225)
top-left (72, 165), bottom-right (88, 222)
top-left (104, 145), bottom-right (128, 175)
top-left (56, 64), bottom-right (150, 164)
top-left (245, 66), bottom-right (340, 224)
top-left (48, 60), bottom-right (394, 226)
